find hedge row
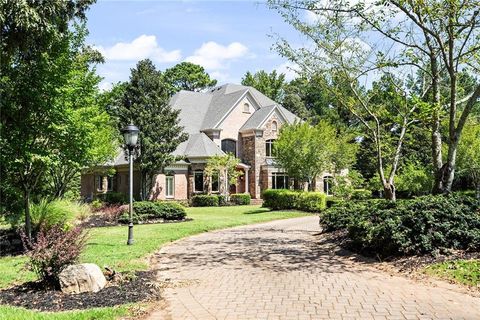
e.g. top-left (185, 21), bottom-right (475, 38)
top-left (319, 193), bottom-right (480, 257)
top-left (118, 201), bottom-right (186, 223)
top-left (191, 194), bottom-right (251, 207)
top-left (230, 194), bottom-right (251, 205)
top-left (262, 189), bottom-right (327, 212)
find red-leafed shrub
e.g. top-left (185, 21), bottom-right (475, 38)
top-left (102, 204), bottom-right (128, 222)
top-left (21, 224), bottom-right (88, 287)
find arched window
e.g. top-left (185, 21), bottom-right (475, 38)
top-left (272, 121), bottom-right (278, 132)
top-left (221, 139), bottom-right (237, 156)
top-left (323, 176), bottom-right (334, 195)
top-left (266, 139), bottom-right (275, 157)
top-left (243, 102), bottom-right (250, 113)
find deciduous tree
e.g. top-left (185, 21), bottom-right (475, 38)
top-left (241, 70), bottom-right (286, 102)
top-left (269, 0), bottom-right (480, 194)
top-left (274, 121), bottom-right (357, 190)
top-left (0, 0), bottom-right (96, 238)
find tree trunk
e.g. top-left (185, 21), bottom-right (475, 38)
top-left (24, 189), bottom-right (32, 240)
top-left (383, 182), bottom-right (396, 201)
top-left (430, 57), bottom-right (445, 194)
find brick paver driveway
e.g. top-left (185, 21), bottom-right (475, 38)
top-left (148, 216), bottom-right (480, 320)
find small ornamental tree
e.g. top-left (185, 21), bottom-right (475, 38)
top-left (274, 121), bottom-right (357, 190)
top-left (204, 154), bottom-right (243, 198)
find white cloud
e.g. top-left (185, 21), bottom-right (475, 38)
top-left (186, 41), bottom-right (249, 70)
top-left (95, 35), bottom-right (181, 63)
top-left (98, 81), bottom-right (113, 92)
top-left (275, 62), bottom-right (300, 81)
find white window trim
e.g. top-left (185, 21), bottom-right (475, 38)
top-left (96, 176), bottom-right (104, 192)
top-left (166, 175), bottom-right (174, 198)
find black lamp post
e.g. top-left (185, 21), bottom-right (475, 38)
top-left (121, 124), bottom-right (139, 245)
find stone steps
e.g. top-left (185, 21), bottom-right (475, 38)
top-left (250, 199), bottom-right (264, 205)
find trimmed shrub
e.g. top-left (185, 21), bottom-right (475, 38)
top-left (154, 202), bottom-right (186, 220)
top-left (217, 195), bottom-right (227, 206)
top-left (297, 192), bottom-right (327, 212)
top-left (351, 189), bottom-right (372, 200)
top-left (230, 193), bottom-right (251, 205)
top-left (21, 224), bottom-right (87, 287)
top-left (262, 189), bottom-right (326, 212)
top-left (191, 195), bottom-right (219, 207)
top-left (118, 201), bottom-right (186, 223)
top-left (262, 189), bottom-right (299, 210)
top-left (319, 194), bottom-right (480, 257)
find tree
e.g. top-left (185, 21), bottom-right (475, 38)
top-left (456, 119), bottom-right (480, 198)
top-left (46, 33), bottom-right (117, 199)
top-left (274, 121), bottom-right (357, 190)
top-left (204, 154), bottom-right (243, 197)
top-left (269, 0), bottom-right (480, 195)
top-left (269, 2), bottom-right (438, 200)
top-left (241, 70), bottom-right (286, 102)
top-left (111, 59), bottom-right (188, 199)
top-left (163, 62), bottom-right (217, 94)
top-left (1, 0), bottom-right (96, 239)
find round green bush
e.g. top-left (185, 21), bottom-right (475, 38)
top-left (230, 194), bottom-right (251, 205)
top-left (191, 195), bottom-right (219, 207)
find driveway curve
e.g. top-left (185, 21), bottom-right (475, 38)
top-left (148, 216), bottom-right (479, 320)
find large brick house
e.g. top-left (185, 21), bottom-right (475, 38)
top-left (80, 83), bottom-right (335, 201)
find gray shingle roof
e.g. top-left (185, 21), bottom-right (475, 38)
top-left (108, 83), bottom-right (299, 164)
top-left (183, 133), bottom-right (224, 157)
top-left (240, 105), bottom-right (277, 131)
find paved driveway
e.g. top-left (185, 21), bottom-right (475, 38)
top-left (148, 216), bottom-right (480, 320)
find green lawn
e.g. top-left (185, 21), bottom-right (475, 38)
top-left (424, 259), bottom-right (480, 287)
top-left (0, 205), bottom-right (309, 319)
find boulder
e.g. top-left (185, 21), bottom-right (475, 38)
top-left (59, 263), bottom-right (107, 294)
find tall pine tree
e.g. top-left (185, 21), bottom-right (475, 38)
top-left (113, 59), bottom-right (187, 199)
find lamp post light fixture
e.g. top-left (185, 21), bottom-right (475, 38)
top-left (121, 124), bottom-right (139, 245)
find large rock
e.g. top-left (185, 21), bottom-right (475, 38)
top-left (59, 263), bottom-right (107, 294)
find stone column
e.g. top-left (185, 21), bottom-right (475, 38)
top-left (245, 168), bottom-right (249, 193)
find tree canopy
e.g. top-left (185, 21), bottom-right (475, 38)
top-left (110, 59), bottom-right (188, 199)
top-left (0, 0), bottom-right (103, 238)
top-left (274, 121), bottom-right (357, 190)
top-left (241, 70), bottom-right (286, 102)
top-left (163, 62), bottom-right (217, 94)
top-left (268, 0), bottom-right (480, 196)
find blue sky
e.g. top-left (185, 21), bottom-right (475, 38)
top-left (86, 0), bottom-right (305, 90)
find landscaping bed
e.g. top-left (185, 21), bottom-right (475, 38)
top-left (0, 270), bottom-right (159, 311)
top-left (318, 193), bottom-right (480, 292)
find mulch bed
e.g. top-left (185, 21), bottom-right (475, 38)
top-left (0, 271), bottom-right (161, 311)
top-left (318, 229), bottom-right (480, 294)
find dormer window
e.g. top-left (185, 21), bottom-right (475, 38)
top-left (272, 121), bottom-right (278, 132)
top-left (243, 102), bottom-right (250, 113)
